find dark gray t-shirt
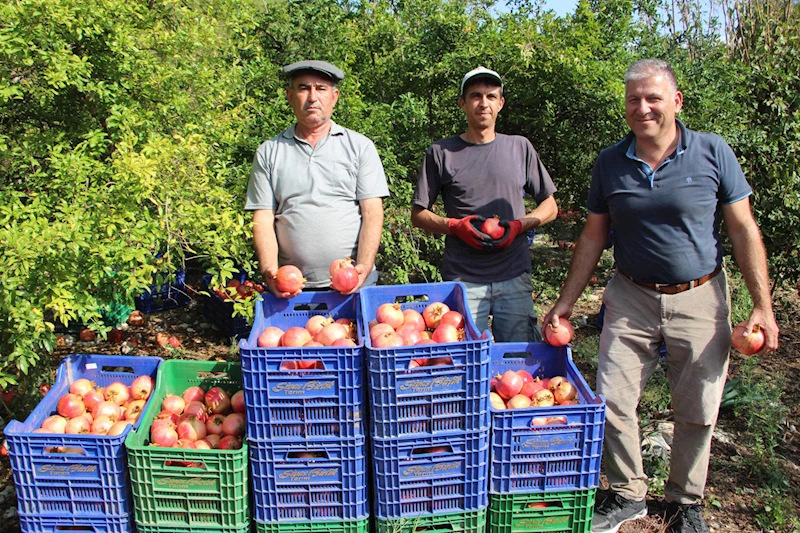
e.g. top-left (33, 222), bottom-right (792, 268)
top-left (587, 120), bottom-right (752, 284)
top-left (413, 134), bottom-right (557, 283)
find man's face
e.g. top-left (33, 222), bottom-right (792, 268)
top-left (286, 72), bottom-right (339, 131)
top-left (625, 74), bottom-right (683, 143)
top-left (459, 82), bottom-right (504, 131)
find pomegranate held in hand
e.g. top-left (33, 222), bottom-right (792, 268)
top-left (731, 323), bottom-right (765, 355)
top-left (330, 258), bottom-right (359, 293)
top-left (480, 216), bottom-right (505, 239)
top-left (544, 320), bottom-right (574, 346)
top-left (275, 265), bottom-right (306, 293)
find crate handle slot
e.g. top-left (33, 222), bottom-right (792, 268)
top-left (54, 526), bottom-right (99, 531)
top-left (395, 294), bottom-right (430, 303)
top-left (279, 360), bottom-right (325, 371)
top-left (502, 352), bottom-right (532, 359)
top-left (531, 415), bottom-right (568, 427)
top-left (288, 451), bottom-right (329, 460)
top-left (100, 365), bottom-right (134, 374)
top-left (44, 446), bottom-right (86, 455)
top-left (411, 445), bottom-right (452, 455)
top-left (408, 356), bottom-right (453, 370)
top-left (414, 525), bottom-right (452, 532)
top-left (164, 460), bottom-right (207, 469)
top-left (525, 500), bottom-right (562, 509)
top-left (292, 303), bottom-right (330, 311)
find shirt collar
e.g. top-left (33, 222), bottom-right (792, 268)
top-left (625, 119), bottom-right (687, 160)
top-left (283, 120), bottom-right (344, 140)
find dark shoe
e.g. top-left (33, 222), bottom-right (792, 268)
top-left (591, 492), bottom-right (647, 533)
top-left (666, 502), bottom-right (710, 533)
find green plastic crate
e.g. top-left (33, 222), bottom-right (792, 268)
top-left (375, 508), bottom-right (487, 533)
top-left (136, 525), bottom-right (250, 533)
top-left (488, 489), bottom-right (596, 533)
top-left (254, 517), bottom-right (370, 533)
top-left (125, 359), bottom-right (249, 530)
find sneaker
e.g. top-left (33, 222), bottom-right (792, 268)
top-left (666, 502), bottom-right (710, 533)
top-left (591, 492), bottom-right (647, 533)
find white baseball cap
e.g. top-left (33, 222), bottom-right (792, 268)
top-left (460, 66), bottom-right (503, 96)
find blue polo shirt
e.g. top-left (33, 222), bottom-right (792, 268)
top-left (586, 120), bottom-right (752, 284)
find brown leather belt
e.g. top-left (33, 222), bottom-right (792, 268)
top-left (619, 265), bottom-right (722, 295)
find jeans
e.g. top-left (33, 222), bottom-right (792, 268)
top-left (461, 272), bottom-right (542, 342)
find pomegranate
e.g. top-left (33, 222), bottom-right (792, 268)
top-left (168, 336), bottom-right (181, 348)
top-left (104, 382), bottom-right (130, 405)
top-left (257, 326), bottom-right (285, 348)
top-left (281, 327), bottom-right (312, 347)
top-left (544, 320), bottom-right (574, 346)
top-left (177, 416), bottom-right (207, 441)
top-left (155, 332), bottom-right (170, 347)
top-left (155, 410), bottom-right (179, 425)
top-left (431, 323), bottom-right (460, 343)
top-left (65, 416), bottom-right (91, 434)
top-left (130, 375), bottom-right (154, 401)
top-left (128, 310), bottom-right (146, 327)
top-left (548, 376), bottom-right (566, 391)
top-left (495, 370), bottom-right (524, 400)
top-left (553, 381), bottom-right (577, 404)
top-left (107, 420), bottom-right (132, 436)
top-left (194, 439), bottom-right (213, 450)
top-left (151, 425), bottom-right (179, 447)
top-left (108, 328), bottom-right (124, 344)
top-left (161, 394), bottom-right (186, 415)
top-left (218, 435), bottom-right (243, 450)
top-left (206, 413), bottom-right (226, 435)
top-left (82, 388), bottom-right (104, 411)
top-left (480, 216), bottom-right (504, 239)
top-left (490, 392), bottom-right (506, 410)
top-left (79, 328), bottom-right (96, 342)
top-left (517, 370), bottom-right (534, 385)
top-left (315, 322), bottom-right (349, 346)
top-left (124, 399), bottom-right (147, 422)
top-left (221, 413), bottom-right (246, 437)
top-left (521, 379), bottom-right (546, 398)
top-left (507, 394), bottom-right (532, 409)
top-left (329, 257), bottom-right (355, 276)
top-left (396, 325), bottom-right (423, 345)
top-left (731, 323), bottom-right (765, 355)
top-left (376, 303), bottom-right (404, 329)
top-left (184, 401), bottom-right (209, 422)
top-left (92, 400), bottom-right (122, 422)
top-left (422, 302), bottom-right (450, 329)
top-left (304, 340), bottom-right (324, 347)
top-left (532, 388), bottom-right (556, 407)
top-left (275, 265), bottom-right (306, 293)
top-left (332, 338), bottom-right (357, 347)
top-left (372, 332), bottom-right (404, 349)
top-left (70, 378), bottom-right (95, 397)
top-left (305, 315), bottom-right (333, 336)
top-left (330, 262), bottom-right (359, 293)
top-left (205, 434), bottom-right (221, 448)
top-left (41, 415), bottom-right (68, 433)
top-left (427, 356), bottom-right (453, 366)
top-left (439, 310), bottom-right (465, 330)
top-left (57, 394), bottom-right (86, 419)
top-left (205, 387), bottom-right (231, 414)
top-left (91, 415), bottom-right (115, 435)
top-left (370, 322), bottom-right (395, 340)
top-left (182, 386), bottom-right (206, 404)
top-left (402, 309), bottom-right (426, 332)
top-left (230, 390), bottom-right (245, 413)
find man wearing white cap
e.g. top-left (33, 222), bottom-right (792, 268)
top-left (411, 67), bottom-right (558, 341)
top-left (245, 60), bottom-right (389, 297)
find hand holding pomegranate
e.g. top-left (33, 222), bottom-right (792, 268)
top-left (731, 309), bottom-right (779, 356)
top-left (493, 219), bottom-right (523, 248)
top-left (264, 265), bottom-right (306, 298)
top-left (447, 215), bottom-right (492, 250)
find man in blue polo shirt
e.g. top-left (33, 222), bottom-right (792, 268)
top-left (245, 60), bottom-right (389, 296)
top-left (543, 59), bottom-right (779, 533)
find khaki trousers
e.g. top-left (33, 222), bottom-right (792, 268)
top-left (597, 270), bottom-right (731, 504)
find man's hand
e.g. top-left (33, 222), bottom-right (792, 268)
top-left (542, 301), bottom-right (574, 334)
top-left (493, 219), bottom-right (523, 248)
top-left (448, 215), bottom-right (491, 249)
top-left (742, 307), bottom-right (780, 355)
top-left (262, 268), bottom-right (303, 299)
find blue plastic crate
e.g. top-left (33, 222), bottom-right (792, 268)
top-left (238, 291), bottom-right (365, 442)
top-left (18, 512), bottom-right (135, 533)
top-left (4, 354), bottom-right (163, 518)
top-left (135, 269), bottom-right (190, 313)
top-left (371, 429), bottom-right (490, 520)
top-left (489, 343), bottom-right (606, 494)
top-left (249, 437), bottom-right (368, 522)
top-left (359, 282), bottom-right (491, 439)
top-left (201, 271), bottom-right (252, 339)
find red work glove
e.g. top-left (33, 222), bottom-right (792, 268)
top-left (448, 215), bottom-right (491, 250)
top-left (494, 219), bottom-right (523, 248)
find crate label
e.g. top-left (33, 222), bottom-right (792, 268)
top-left (270, 380), bottom-right (336, 397)
top-left (35, 463), bottom-right (99, 479)
top-left (513, 514), bottom-right (571, 530)
top-left (398, 375), bottom-right (463, 394)
top-left (277, 467), bottom-right (340, 482)
top-left (519, 433), bottom-right (578, 453)
top-left (154, 475), bottom-right (220, 492)
top-left (85, 363), bottom-right (98, 369)
top-left (400, 460), bottom-right (462, 479)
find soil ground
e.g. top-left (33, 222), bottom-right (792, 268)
top-left (0, 261), bottom-right (798, 533)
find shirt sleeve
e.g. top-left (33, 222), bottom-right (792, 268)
top-left (412, 144), bottom-right (443, 210)
top-left (586, 155), bottom-right (609, 214)
top-left (244, 142), bottom-right (277, 211)
top-left (356, 139), bottom-right (390, 200)
top-left (715, 137), bottom-right (752, 204)
top-left (523, 139), bottom-right (558, 204)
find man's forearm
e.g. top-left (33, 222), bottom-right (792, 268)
top-left (556, 214), bottom-right (610, 308)
top-left (252, 210), bottom-right (279, 278)
top-left (411, 205), bottom-right (450, 235)
top-left (728, 220), bottom-right (773, 312)
top-left (521, 195), bottom-right (558, 232)
top-left (356, 198), bottom-right (384, 270)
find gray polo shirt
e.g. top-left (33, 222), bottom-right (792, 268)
top-left (245, 121), bottom-right (389, 287)
top-left (587, 120), bottom-right (752, 284)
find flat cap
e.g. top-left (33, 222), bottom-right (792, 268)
top-left (282, 60), bottom-right (345, 83)
top-left (460, 66), bottom-right (503, 95)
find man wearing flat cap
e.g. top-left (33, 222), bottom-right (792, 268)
top-left (411, 67), bottom-right (559, 341)
top-left (245, 60), bottom-right (389, 296)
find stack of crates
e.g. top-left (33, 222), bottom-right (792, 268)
top-left (5, 354), bottom-right (163, 533)
top-left (238, 291), bottom-right (369, 533)
top-left (488, 342), bottom-right (606, 533)
top-left (201, 270), bottom-right (254, 339)
top-left (134, 268), bottom-right (190, 314)
top-left (125, 359), bottom-right (250, 533)
top-left (359, 282), bottom-right (492, 532)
